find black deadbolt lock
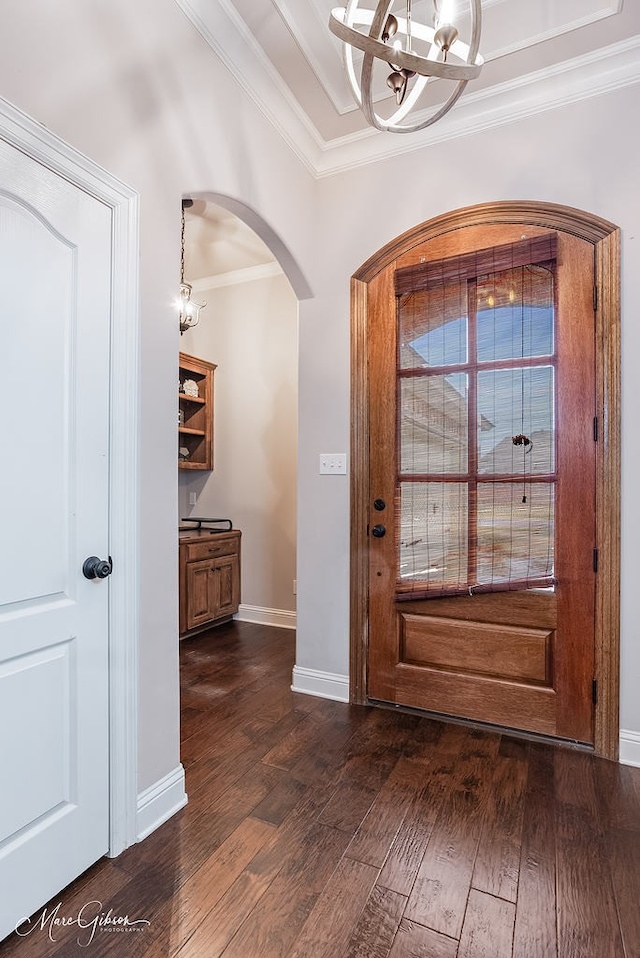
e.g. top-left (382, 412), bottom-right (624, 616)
top-left (373, 499), bottom-right (386, 511)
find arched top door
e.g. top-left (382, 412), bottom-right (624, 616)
top-left (350, 201), bottom-right (620, 759)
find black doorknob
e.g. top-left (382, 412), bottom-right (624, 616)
top-left (83, 556), bottom-right (113, 580)
top-left (372, 524), bottom-right (386, 538)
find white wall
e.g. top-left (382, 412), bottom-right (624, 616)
top-left (179, 271), bottom-right (298, 616)
top-left (0, 0), bottom-right (316, 793)
top-left (296, 84), bottom-right (640, 746)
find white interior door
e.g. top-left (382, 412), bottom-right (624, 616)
top-left (0, 135), bottom-right (112, 941)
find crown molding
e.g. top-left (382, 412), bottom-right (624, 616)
top-left (191, 260), bottom-right (283, 292)
top-left (314, 34), bottom-right (640, 177)
top-left (173, 0), bottom-right (640, 180)
top-left (173, 0), bottom-right (324, 174)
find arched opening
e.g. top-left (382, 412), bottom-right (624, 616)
top-left (178, 193), bottom-right (308, 643)
top-left (187, 191), bottom-right (313, 301)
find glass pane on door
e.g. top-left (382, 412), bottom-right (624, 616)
top-left (477, 366), bottom-right (555, 475)
top-left (476, 264), bottom-right (554, 362)
top-left (476, 482), bottom-right (555, 585)
top-left (400, 374), bottom-right (468, 474)
top-left (399, 284), bottom-right (468, 369)
top-left (398, 482), bottom-right (468, 589)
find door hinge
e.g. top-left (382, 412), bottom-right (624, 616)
top-left (593, 285), bottom-right (598, 312)
top-left (593, 416), bottom-right (598, 442)
top-left (592, 679), bottom-right (598, 705)
top-left (593, 548), bottom-right (599, 573)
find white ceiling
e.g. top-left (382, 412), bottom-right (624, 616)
top-left (173, 0), bottom-right (640, 174)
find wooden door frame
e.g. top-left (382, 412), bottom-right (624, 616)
top-left (350, 201), bottom-right (621, 760)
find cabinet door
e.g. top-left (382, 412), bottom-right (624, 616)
top-left (185, 559), bottom-right (219, 631)
top-left (216, 554), bottom-right (240, 618)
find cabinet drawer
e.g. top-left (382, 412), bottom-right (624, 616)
top-left (184, 538), bottom-right (237, 562)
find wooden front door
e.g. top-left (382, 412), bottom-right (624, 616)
top-left (366, 222), bottom-right (598, 744)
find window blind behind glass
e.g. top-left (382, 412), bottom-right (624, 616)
top-left (396, 235), bottom-right (557, 600)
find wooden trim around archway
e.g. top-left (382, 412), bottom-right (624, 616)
top-left (350, 201), bottom-right (621, 760)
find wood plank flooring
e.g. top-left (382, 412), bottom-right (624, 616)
top-left (2, 622), bottom-right (639, 957)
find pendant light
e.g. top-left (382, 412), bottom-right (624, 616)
top-left (329, 0), bottom-right (483, 134)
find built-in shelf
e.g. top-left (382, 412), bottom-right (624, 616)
top-left (178, 352), bottom-right (216, 471)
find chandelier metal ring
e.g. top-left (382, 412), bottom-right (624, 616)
top-left (329, 0), bottom-right (483, 134)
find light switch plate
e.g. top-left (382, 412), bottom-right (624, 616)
top-left (319, 453), bottom-right (347, 475)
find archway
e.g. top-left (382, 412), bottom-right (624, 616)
top-left (178, 192), bottom-right (308, 637)
top-left (188, 191), bottom-right (313, 301)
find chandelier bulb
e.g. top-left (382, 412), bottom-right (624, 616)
top-left (386, 70), bottom-right (408, 106)
top-left (434, 22), bottom-right (459, 59)
top-left (381, 14), bottom-right (398, 43)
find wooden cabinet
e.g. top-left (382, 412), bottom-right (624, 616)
top-left (179, 352), bottom-right (216, 470)
top-left (179, 529), bottom-right (241, 637)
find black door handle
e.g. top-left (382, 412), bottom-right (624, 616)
top-left (83, 556), bottom-right (113, 580)
top-left (371, 524), bottom-right (386, 538)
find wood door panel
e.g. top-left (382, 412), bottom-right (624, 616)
top-left (367, 223), bottom-right (596, 744)
top-left (553, 234), bottom-right (597, 742)
top-left (398, 590), bottom-right (557, 628)
top-left (401, 613), bottom-right (553, 685)
top-left (395, 223), bottom-right (552, 272)
top-left (371, 662), bottom-right (557, 735)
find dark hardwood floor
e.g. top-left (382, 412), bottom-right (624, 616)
top-left (3, 621), bottom-right (640, 957)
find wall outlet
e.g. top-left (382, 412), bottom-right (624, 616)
top-left (319, 453), bottom-right (347, 475)
top-left (189, 492), bottom-right (197, 506)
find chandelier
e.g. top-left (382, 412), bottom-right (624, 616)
top-left (329, 0), bottom-right (483, 134)
top-left (179, 198), bottom-right (206, 335)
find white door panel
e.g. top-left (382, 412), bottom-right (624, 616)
top-left (0, 195), bottom-right (72, 604)
top-left (0, 137), bottom-right (111, 940)
top-left (0, 642), bottom-right (75, 842)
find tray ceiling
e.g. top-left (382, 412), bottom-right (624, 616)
top-left (173, 0), bottom-right (640, 174)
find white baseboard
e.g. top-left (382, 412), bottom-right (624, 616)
top-left (136, 764), bottom-right (188, 842)
top-left (619, 729), bottom-right (640, 767)
top-left (291, 665), bottom-right (350, 703)
top-left (235, 604), bottom-right (296, 630)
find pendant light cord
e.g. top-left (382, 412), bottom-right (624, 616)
top-left (180, 204), bottom-right (186, 285)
